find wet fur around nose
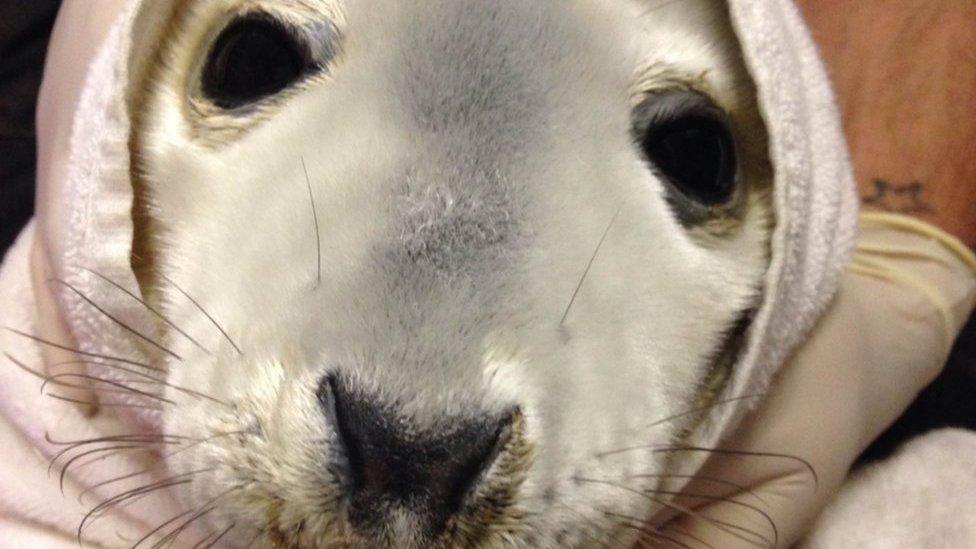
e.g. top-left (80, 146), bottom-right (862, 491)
top-left (129, 0), bottom-right (773, 546)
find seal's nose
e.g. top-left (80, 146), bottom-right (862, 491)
top-left (318, 376), bottom-right (511, 534)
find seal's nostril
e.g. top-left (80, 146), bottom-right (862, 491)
top-left (316, 375), bottom-right (513, 534)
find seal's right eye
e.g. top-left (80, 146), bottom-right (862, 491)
top-left (202, 14), bottom-right (314, 109)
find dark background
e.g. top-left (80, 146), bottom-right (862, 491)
top-left (0, 0), bottom-right (61, 254)
top-left (0, 1), bottom-right (972, 463)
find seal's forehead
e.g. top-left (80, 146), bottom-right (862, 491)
top-left (340, 0), bottom-right (632, 116)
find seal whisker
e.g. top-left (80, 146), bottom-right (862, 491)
top-left (57, 445), bottom-right (160, 494)
top-left (9, 353), bottom-right (166, 400)
top-left (651, 447), bottom-right (819, 489)
top-left (48, 279), bottom-right (183, 361)
top-left (79, 476), bottom-right (198, 543)
top-left (301, 156), bottom-right (323, 286)
top-left (641, 0), bottom-right (686, 17)
top-left (643, 488), bottom-right (779, 547)
top-left (144, 485), bottom-right (244, 549)
top-left (46, 359), bottom-right (232, 408)
top-left (573, 476), bottom-right (772, 547)
top-left (3, 330), bottom-right (163, 371)
top-left (644, 394), bottom-right (768, 430)
top-left (624, 473), bottom-right (769, 507)
top-left (559, 205), bottom-right (623, 327)
top-left (79, 267), bottom-right (213, 355)
top-left (156, 272), bottom-right (244, 356)
top-left (608, 516), bottom-right (699, 549)
top-left (44, 393), bottom-right (164, 410)
top-left (41, 373), bottom-right (176, 405)
top-left (78, 431), bottom-right (243, 505)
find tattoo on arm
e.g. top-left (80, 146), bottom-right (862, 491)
top-left (862, 179), bottom-right (933, 214)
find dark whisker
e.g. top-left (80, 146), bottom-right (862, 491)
top-left (78, 431), bottom-right (244, 505)
top-left (655, 525), bottom-right (715, 549)
top-left (15, 353), bottom-right (195, 408)
top-left (47, 431), bottom-right (187, 457)
top-left (44, 393), bottom-right (163, 410)
top-left (559, 205), bottom-right (623, 327)
top-left (79, 469), bottom-right (212, 542)
top-left (132, 509), bottom-right (197, 549)
top-left (87, 470), bottom-right (214, 524)
top-left (643, 0), bottom-right (685, 16)
top-left (603, 510), bottom-right (704, 549)
top-left (147, 484), bottom-right (245, 549)
top-left (649, 496), bottom-right (772, 548)
top-left (47, 433), bottom-right (190, 473)
top-left (82, 478), bottom-right (195, 541)
top-left (645, 488), bottom-right (778, 547)
top-left (607, 515), bottom-right (698, 549)
top-left (49, 444), bottom-right (143, 496)
top-left (49, 359), bottom-right (232, 408)
top-left (41, 373), bottom-right (176, 405)
top-left (48, 279), bottom-right (183, 361)
top-left (653, 447), bottom-right (819, 489)
top-left (574, 476), bottom-right (772, 548)
top-left (8, 353), bottom-right (134, 396)
top-left (645, 394), bottom-right (768, 430)
top-left (71, 447), bottom-right (158, 475)
top-left (191, 529), bottom-right (220, 549)
top-left (156, 272), bottom-right (243, 356)
top-left (57, 445), bottom-right (148, 495)
top-left (301, 156), bottom-right (323, 286)
top-left (626, 473), bottom-right (769, 507)
top-left (3, 329), bottom-right (163, 371)
top-left (79, 267), bottom-right (212, 355)
top-left (152, 507), bottom-right (218, 549)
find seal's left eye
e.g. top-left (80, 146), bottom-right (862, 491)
top-left (632, 91), bottom-right (739, 208)
top-left (202, 14), bottom-right (314, 109)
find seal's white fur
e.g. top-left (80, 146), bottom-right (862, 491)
top-left (131, 0), bottom-right (773, 545)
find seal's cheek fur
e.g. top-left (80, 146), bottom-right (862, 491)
top-left (132, 0), bottom-right (773, 545)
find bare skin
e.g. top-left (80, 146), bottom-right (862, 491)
top-left (800, 0), bottom-right (976, 247)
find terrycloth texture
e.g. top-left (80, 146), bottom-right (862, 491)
top-left (805, 428), bottom-right (976, 548)
top-left (0, 224), bottom-right (190, 548)
top-left (0, 0), bottom-right (863, 545)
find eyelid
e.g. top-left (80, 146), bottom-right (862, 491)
top-left (232, 9), bottom-right (341, 69)
top-left (630, 90), bottom-right (726, 138)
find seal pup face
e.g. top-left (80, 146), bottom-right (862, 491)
top-left (131, 0), bottom-right (772, 546)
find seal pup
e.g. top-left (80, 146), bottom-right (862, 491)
top-left (128, 0), bottom-right (773, 545)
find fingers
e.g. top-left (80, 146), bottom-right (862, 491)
top-left (650, 267), bottom-right (942, 548)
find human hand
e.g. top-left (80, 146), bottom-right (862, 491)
top-left (797, 0), bottom-right (976, 247)
top-left (646, 218), bottom-right (976, 548)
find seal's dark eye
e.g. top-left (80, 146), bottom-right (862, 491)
top-left (202, 14), bottom-right (313, 109)
top-left (634, 92), bottom-right (738, 206)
